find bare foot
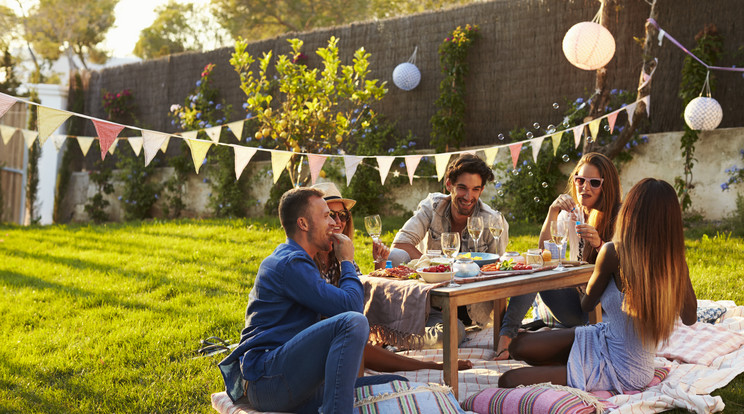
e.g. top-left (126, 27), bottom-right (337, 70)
top-left (493, 335), bottom-right (512, 360)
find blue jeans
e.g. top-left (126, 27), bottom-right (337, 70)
top-left (244, 312), bottom-right (369, 414)
top-left (500, 289), bottom-right (587, 338)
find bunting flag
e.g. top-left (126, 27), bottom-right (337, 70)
top-left (22, 129), bottom-right (38, 149)
top-left (572, 125), bottom-right (583, 148)
top-left (0, 93), bottom-right (16, 118)
top-left (434, 153), bottom-right (451, 181)
top-left (375, 156), bottom-right (396, 185)
top-left (0, 125), bottom-right (16, 144)
top-left (77, 136), bottom-right (95, 156)
top-left (642, 95), bottom-right (651, 116)
top-left (92, 119), bottom-right (125, 160)
top-left (343, 155), bottom-right (363, 186)
top-left (53, 134), bottom-right (66, 150)
top-left (186, 139), bottom-right (213, 174)
top-left (128, 137), bottom-right (143, 156)
top-left (625, 101), bottom-right (638, 126)
top-left (551, 133), bottom-right (562, 155)
top-left (108, 138), bottom-right (119, 155)
top-left (483, 147), bottom-right (499, 166)
top-left (227, 121), bottom-right (244, 141)
top-left (142, 130), bottom-right (170, 166)
top-left (205, 126), bottom-right (222, 143)
top-left (508, 142), bottom-right (522, 169)
top-left (530, 137), bottom-right (545, 163)
top-left (404, 155), bottom-right (422, 185)
top-left (607, 111), bottom-right (618, 133)
top-left (307, 154), bottom-right (328, 185)
top-left (233, 145), bottom-right (258, 180)
top-left (271, 150), bottom-right (293, 183)
top-left (588, 119), bottom-right (601, 142)
top-left (160, 136), bottom-right (171, 153)
top-left (38, 107), bottom-right (71, 145)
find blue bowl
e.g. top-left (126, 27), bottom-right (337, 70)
top-left (457, 252), bottom-right (499, 266)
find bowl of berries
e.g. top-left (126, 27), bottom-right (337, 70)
top-left (417, 264), bottom-right (455, 283)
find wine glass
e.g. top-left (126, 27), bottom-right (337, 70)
top-left (467, 216), bottom-right (483, 253)
top-left (488, 212), bottom-right (504, 254)
top-left (364, 215), bottom-right (382, 263)
top-left (441, 232), bottom-right (461, 287)
top-left (550, 220), bottom-right (569, 272)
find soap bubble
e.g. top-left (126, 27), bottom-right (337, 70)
top-left (587, 136), bottom-right (594, 144)
top-left (562, 120), bottom-right (570, 128)
top-left (497, 190), bottom-right (504, 197)
top-left (498, 133), bottom-right (505, 141)
top-left (562, 154), bottom-right (570, 162)
top-left (526, 132), bottom-right (534, 139)
top-left (547, 124), bottom-right (556, 133)
top-left (604, 124), bottom-right (611, 132)
top-left (528, 171), bottom-right (534, 176)
top-left (534, 197), bottom-right (541, 203)
top-left (541, 182), bottom-right (549, 188)
top-left (553, 103), bottom-right (560, 110)
top-left (512, 169), bottom-right (519, 176)
top-left (527, 165), bottom-right (532, 170)
top-left (533, 122), bottom-right (541, 130)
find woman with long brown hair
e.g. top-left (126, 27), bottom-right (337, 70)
top-left (496, 152), bottom-right (623, 359)
top-left (498, 178), bottom-right (697, 392)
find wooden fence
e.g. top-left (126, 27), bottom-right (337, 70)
top-left (0, 102), bottom-right (28, 224)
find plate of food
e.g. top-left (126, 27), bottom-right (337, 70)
top-left (416, 264), bottom-right (454, 283)
top-left (368, 265), bottom-right (419, 280)
top-left (457, 252), bottom-right (500, 266)
top-left (479, 260), bottom-right (537, 276)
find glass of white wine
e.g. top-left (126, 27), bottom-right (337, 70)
top-left (550, 220), bottom-right (569, 272)
top-left (364, 215), bottom-right (382, 263)
top-left (488, 212), bottom-right (504, 254)
top-left (467, 216), bottom-right (483, 253)
top-left (441, 232), bottom-right (461, 288)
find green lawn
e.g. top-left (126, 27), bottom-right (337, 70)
top-left (0, 218), bottom-right (742, 413)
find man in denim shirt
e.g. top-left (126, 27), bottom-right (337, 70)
top-left (218, 187), bottom-right (369, 413)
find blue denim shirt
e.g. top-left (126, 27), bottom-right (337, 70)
top-left (218, 238), bottom-right (364, 402)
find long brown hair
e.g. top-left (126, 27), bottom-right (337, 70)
top-left (614, 178), bottom-right (688, 347)
top-left (566, 152), bottom-right (621, 243)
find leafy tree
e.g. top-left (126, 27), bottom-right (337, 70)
top-left (0, 48), bottom-right (21, 95)
top-left (230, 36), bottom-right (387, 186)
top-left (25, 0), bottom-right (118, 70)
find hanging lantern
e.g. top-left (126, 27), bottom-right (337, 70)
top-left (393, 46), bottom-right (421, 91)
top-left (562, 21), bottom-right (616, 70)
top-left (684, 97), bottom-right (722, 131)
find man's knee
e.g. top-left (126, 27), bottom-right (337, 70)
top-left (337, 311), bottom-right (369, 342)
top-left (387, 248), bottom-right (410, 267)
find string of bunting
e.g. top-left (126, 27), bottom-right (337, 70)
top-left (0, 91), bottom-right (649, 186)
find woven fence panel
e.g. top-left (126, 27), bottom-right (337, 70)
top-left (81, 0), bottom-right (744, 150)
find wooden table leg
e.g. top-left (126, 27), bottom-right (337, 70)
top-left (493, 298), bottom-right (506, 351)
top-left (441, 299), bottom-right (459, 398)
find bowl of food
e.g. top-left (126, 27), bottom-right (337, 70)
top-left (417, 264), bottom-right (454, 283)
top-left (458, 252), bottom-right (500, 266)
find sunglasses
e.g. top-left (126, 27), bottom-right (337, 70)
top-left (573, 175), bottom-right (604, 189)
top-left (329, 210), bottom-right (350, 223)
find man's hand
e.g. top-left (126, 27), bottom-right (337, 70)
top-left (332, 233), bottom-right (355, 262)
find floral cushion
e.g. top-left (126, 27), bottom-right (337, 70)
top-left (697, 303), bottom-right (727, 324)
top-left (353, 380), bottom-right (464, 414)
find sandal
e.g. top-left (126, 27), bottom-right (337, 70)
top-left (493, 348), bottom-right (510, 360)
top-left (195, 336), bottom-right (236, 358)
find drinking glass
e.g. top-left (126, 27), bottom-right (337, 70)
top-left (441, 232), bottom-right (461, 287)
top-left (488, 212), bottom-right (504, 253)
top-left (364, 214), bottom-right (382, 263)
top-left (467, 216), bottom-right (483, 253)
top-left (550, 220), bottom-right (569, 272)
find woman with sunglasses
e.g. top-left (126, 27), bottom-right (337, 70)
top-left (496, 152), bottom-right (622, 360)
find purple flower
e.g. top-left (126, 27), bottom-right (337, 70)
top-left (196, 80), bottom-right (202, 87)
top-left (575, 98), bottom-right (584, 104)
top-left (721, 183), bottom-right (730, 191)
top-left (610, 89), bottom-right (618, 95)
top-left (242, 103), bottom-right (249, 109)
top-left (216, 103), bottom-right (223, 110)
top-left (387, 148), bottom-right (394, 153)
top-left (408, 141), bottom-right (416, 147)
top-left (399, 162), bottom-right (405, 168)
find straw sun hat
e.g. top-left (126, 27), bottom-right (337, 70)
top-left (311, 182), bottom-right (356, 210)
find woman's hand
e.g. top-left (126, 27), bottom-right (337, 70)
top-left (576, 223), bottom-right (602, 249)
top-left (549, 194), bottom-right (577, 215)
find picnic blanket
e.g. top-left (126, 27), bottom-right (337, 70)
top-left (210, 300), bottom-right (744, 414)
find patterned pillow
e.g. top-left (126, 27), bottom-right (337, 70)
top-left (353, 380), bottom-right (464, 414)
top-left (461, 384), bottom-right (606, 414)
top-left (589, 366), bottom-right (671, 399)
top-left (697, 303), bottom-right (727, 324)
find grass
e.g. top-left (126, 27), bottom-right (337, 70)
top-left (0, 217), bottom-right (742, 413)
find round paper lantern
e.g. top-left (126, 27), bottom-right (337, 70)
top-left (684, 96), bottom-right (723, 130)
top-left (562, 21), bottom-right (616, 70)
top-left (393, 62), bottom-right (421, 91)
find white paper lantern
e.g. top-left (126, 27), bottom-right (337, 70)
top-left (562, 21), bottom-right (616, 70)
top-left (684, 96), bottom-right (723, 130)
top-left (393, 62), bottom-right (421, 91)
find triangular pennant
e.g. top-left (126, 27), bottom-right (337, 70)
top-left (233, 145), bottom-right (258, 180)
top-left (226, 121), bottom-right (244, 141)
top-left (642, 95), bottom-right (650, 116)
top-left (508, 143), bottom-right (522, 169)
top-left (271, 151), bottom-right (293, 183)
top-left (186, 139), bottom-right (213, 174)
top-left (530, 137), bottom-right (545, 163)
top-left (38, 107), bottom-right (71, 145)
top-left (107, 138), bottom-right (119, 155)
top-left (128, 137), bottom-right (143, 156)
top-left (434, 153), bottom-right (451, 182)
top-left (307, 154), bottom-right (328, 185)
top-left (588, 119), bottom-right (601, 142)
top-left (376, 156), bottom-right (396, 185)
top-left (142, 130), bottom-right (170, 166)
top-left (483, 147), bottom-right (499, 166)
top-left (205, 126), bottom-right (222, 143)
top-left (22, 129), bottom-right (38, 149)
top-left (625, 102), bottom-right (638, 126)
top-left (572, 125), bottom-right (583, 148)
top-left (160, 136), bottom-right (170, 153)
top-left (181, 130), bottom-right (199, 140)
top-left (0, 124), bottom-right (17, 145)
top-left (551, 133), bottom-right (562, 156)
top-left (92, 119), bottom-right (125, 160)
top-left (607, 111), bottom-right (619, 134)
top-left (0, 93), bottom-right (17, 118)
top-left (343, 155), bottom-right (364, 186)
top-left (52, 134), bottom-right (66, 150)
top-left (77, 136), bottom-right (95, 156)
top-left (404, 155), bottom-right (422, 185)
